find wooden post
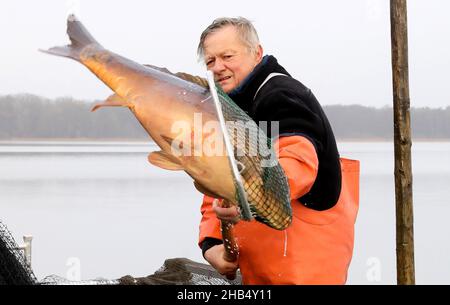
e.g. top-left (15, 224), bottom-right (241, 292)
top-left (390, 0), bottom-right (415, 285)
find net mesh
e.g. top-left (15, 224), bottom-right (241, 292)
top-left (118, 258), bottom-right (241, 285)
top-left (40, 258), bottom-right (241, 285)
top-left (0, 221), bottom-right (37, 285)
top-left (218, 88), bottom-right (292, 230)
top-left (1, 220), bottom-right (239, 285)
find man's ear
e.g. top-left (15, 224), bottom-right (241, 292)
top-left (255, 44), bottom-right (263, 62)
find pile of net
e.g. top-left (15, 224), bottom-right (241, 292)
top-left (0, 221), bottom-right (36, 285)
top-left (40, 258), bottom-right (241, 285)
top-left (1, 220), bottom-right (240, 285)
top-left (118, 258), bottom-right (241, 285)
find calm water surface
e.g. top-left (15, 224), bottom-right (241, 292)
top-left (1, 141), bottom-right (449, 284)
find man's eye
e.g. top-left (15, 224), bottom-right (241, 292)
top-left (206, 60), bottom-right (214, 66)
top-left (224, 55), bottom-right (233, 59)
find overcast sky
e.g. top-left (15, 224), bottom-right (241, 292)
top-left (0, 0), bottom-right (449, 108)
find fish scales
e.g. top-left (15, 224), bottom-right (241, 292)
top-left (41, 15), bottom-right (292, 230)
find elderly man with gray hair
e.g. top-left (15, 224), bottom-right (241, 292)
top-left (197, 17), bottom-right (360, 284)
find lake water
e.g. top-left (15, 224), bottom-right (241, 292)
top-left (1, 141), bottom-right (449, 284)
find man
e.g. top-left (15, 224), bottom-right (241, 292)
top-left (197, 17), bottom-right (360, 284)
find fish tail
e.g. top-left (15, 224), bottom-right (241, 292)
top-left (39, 14), bottom-right (100, 61)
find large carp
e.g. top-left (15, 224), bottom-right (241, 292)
top-left (41, 15), bottom-right (292, 230)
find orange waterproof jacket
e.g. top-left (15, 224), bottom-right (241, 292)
top-left (198, 135), bottom-right (360, 284)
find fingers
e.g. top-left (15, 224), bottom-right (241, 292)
top-left (204, 244), bottom-right (239, 276)
top-left (212, 199), bottom-right (240, 223)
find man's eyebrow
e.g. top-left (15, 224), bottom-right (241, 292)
top-left (206, 50), bottom-right (237, 59)
top-left (221, 49), bottom-right (237, 55)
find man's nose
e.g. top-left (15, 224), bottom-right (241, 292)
top-left (210, 58), bottom-right (226, 74)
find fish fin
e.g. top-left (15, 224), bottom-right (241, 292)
top-left (40, 14), bottom-right (100, 61)
top-left (193, 180), bottom-right (221, 198)
top-left (148, 151), bottom-right (184, 171)
top-left (175, 72), bottom-right (209, 88)
top-left (39, 46), bottom-right (77, 59)
top-left (91, 93), bottom-right (128, 112)
top-left (160, 135), bottom-right (175, 146)
top-left (143, 64), bottom-right (208, 88)
top-left (143, 64), bottom-right (172, 74)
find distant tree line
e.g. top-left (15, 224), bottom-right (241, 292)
top-left (1, 94), bottom-right (449, 140)
top-left (324, 104), bottom-right (450, 139)
top-left (0, 94), bottom-right (147, 139)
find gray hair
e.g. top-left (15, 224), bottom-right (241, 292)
top-left (197, 17), bottom-right (260, 60)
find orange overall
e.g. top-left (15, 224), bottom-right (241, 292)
top-left (199, 136), bottom-right (360, 284)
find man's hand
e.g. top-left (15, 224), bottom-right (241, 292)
top-left (204, 244), bottom-right (239, 278)
top-left (212, 199), bottom-right (240, 224)
top-left (207, 199), bottom-right (240, 280)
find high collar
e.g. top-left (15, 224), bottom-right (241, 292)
top-left (228, 55), bottom-right (290, 113)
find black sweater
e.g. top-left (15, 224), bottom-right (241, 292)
top-left (229, 55), bottom-right (341, 211)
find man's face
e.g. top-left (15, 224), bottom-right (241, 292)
top-left (203, 25), bottom-right (262, 93)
